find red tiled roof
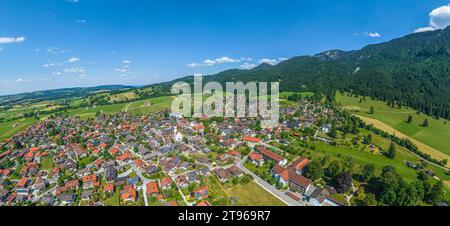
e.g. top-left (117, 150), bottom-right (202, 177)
top-left (109, 147), bottom-right (120, 156)
top-left (243, 136), bottom-right (261, 143)
top-left (103, 183), bottom-right (114, 192)
top-left (197, 200), bottom-right (212, 206)
top-left (193, 124), bottom-right (205, 130)
top-left (249, 152), bottom-right (263, 161)
top-left (258, 147), bottom-right (284, 163)
top-left (146, 181), bottom-right (159, 195)
top-left (117, 151), bottom-right (132, 162)
top-left (290, 158), bottom-right (310, 171)
top-left (16, 177), bottom-right (29, 187)
top-left (161, 176), bottom-right (173, 187)
top-left (82, 174), bottom-right (97, 183)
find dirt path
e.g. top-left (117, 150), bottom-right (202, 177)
top-left (357, 115), bottom-right (450, 168)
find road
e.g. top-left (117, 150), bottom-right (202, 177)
top-left (236, 158), bottom-right (307, 206)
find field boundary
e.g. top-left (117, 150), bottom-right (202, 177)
top-left (356, 115), bottom-right (450, 168)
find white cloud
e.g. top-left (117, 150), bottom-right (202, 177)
top-left (15, 78), bottom-right (30, 83)
top-left (75, 19), bottom-right (87, 23)
top-left (240, 63), bottom-right (256, 70)
top-left (214, 56), bottom-right (240, 64)
top-left (43, 63), bottom-right (56, 68)
top-left (188, 56), bottom-right (241, 67)
top-left (64, 67), bottom-right (85, 73)
top-left (258, 58), bottom-right (279, 65)
top-left (52, 72), bottom-right (62, 76)
top-left (66, 0), bottom-right (79, 3)
top-left (240, 57), bottom-right (253, 62)
top-left (187, 63), bottom-right (202, 68)
top-left (0, 36), bottom-right (26, 44)
top-left (67, 57), bottom-right (80, 63)
top-left (46, 47), bottom-right (67, 55)
top-left (415, 4), bottom-right (450, 33)
top-left (355, 32), bottom-right (381, 38)
top-left (122, 60), bottom-right (131, 64)
top-left (368, 32), bottom-right (381, 37)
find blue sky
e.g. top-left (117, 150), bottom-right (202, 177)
top-left (1, 0), bottom-right (450, 95)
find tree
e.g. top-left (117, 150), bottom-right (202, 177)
top-left (426, 180), bottom-right (445, 205)
top-left (335, 172), bottom-right (353, 194)
top-left (328, 128), bottom-right (338, 139)
top-left (407, 115), bottom-right (413, 123)
top-left (422, 118), bottom-right (429, 127)
top-left (305, 161), bottom-right (323, 181)
top-left (360, 164), bottom-right (375, 182)
top-left (364, 193), bottom-right (377, 206)
top-left (369, 106), bottom-right (375, 114)
top-left (363, 134), bottom-right (372, 144)
top-left (327, 160), bottom-right (343, 178)
top-left (386, 142), bottom-right (396, 159)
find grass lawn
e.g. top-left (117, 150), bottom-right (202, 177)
top-left (226, 182), bottom-right (286, 206)
top-left (206, 176), bottom-right (231, 206)
top-left (39, 156), bottom-right (54, 172)
top-left (127, 96), bottom-right (173, 115)
top-left (285, 129), bottom-right (450, 183)
top-left (0, 117), bottom-right (37, 141)
top-left (336, 92), bottom-right (450, 160)
top-left (104, 189), bottom-right (121, 206)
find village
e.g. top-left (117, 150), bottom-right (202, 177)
top-left (0, 97), bottom-right (349, 207)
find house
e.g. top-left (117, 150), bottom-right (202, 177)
top-left (105, 166), bottom-right (117, 182)
top-left (243, 136), bottom-right (261, 144)
top-left (109, 147), bottom-right (121, 156)
top-left (144, 165), bottom-right (159, 175)
top-left (16, 177), bottom-right (29, 189)
top-left (176, 175), bottom-right (189, 188)
top-left (81, 190), bottom-right (94, 201)
top-left (193, 186), bottom-right (209, 200)
top-left (228, 165), bottom-right (243, 177)
top-left (271, 165), bottom-right (289, 186)
top-left (143, 152), bottom-right (159, 161)
top-left (165, 200), bottom-right (178, 206)
top-left (248, 152), bottom-right (264, 166)
top-left (117, 151), bottom-right (132, 162)
top-left (288, 173), bottom-right (313, 195)
top-left (214, 168), bottom-right (230, 182)
top-left (40, 195), bottom-right (55, 206)
top-left (0, 190), bottom-right (9, 203)
top-left (127, 176), bottom-right (140, 186)
top-left (256, 146), bottom-right (287, 166)
top-left (58, 194), bottom-right (76, 205)
top-left (186, 172), bottom-right (199, 184)
top-left (322, 124), bottom-right (332, 133)
top-left (289, 157), bottom-right (310, 175)
top-left (103, 183), bottom-right (115, 194)
top-left (121, 184), bottom-right (137, 202)
top-left (82, 174), bottom-right (97, 189)
top-left (198, 167), bottom-right (210, 176)
top-left (160, 176), bottom-right (173, 189)
top-left (146, 181), bottom-right (159, 196)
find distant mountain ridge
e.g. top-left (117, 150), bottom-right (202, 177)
top-left (0, 85), bottom-right (133, 106)
top-left (147, 27), bottom-right (450, 119)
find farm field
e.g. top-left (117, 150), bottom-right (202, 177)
top-left (336, 92), bottom-right (450, 161)
top-left (226, 182), bottom-right (286, 206)
top-left (273, 129), bottom-right (450, 183)
top-left (0, 117), bottom-right (37, 141)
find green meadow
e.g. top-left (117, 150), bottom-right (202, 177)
top-left (336, 92), bottom-right (450, 157)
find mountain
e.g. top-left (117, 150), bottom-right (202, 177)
top-left (0, 85), bottom-right (133, 107)
top-left (148, 27), bottom-right (450, 119)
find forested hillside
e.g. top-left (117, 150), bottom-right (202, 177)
top-left (148, 27), bottom-right (450, 120)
